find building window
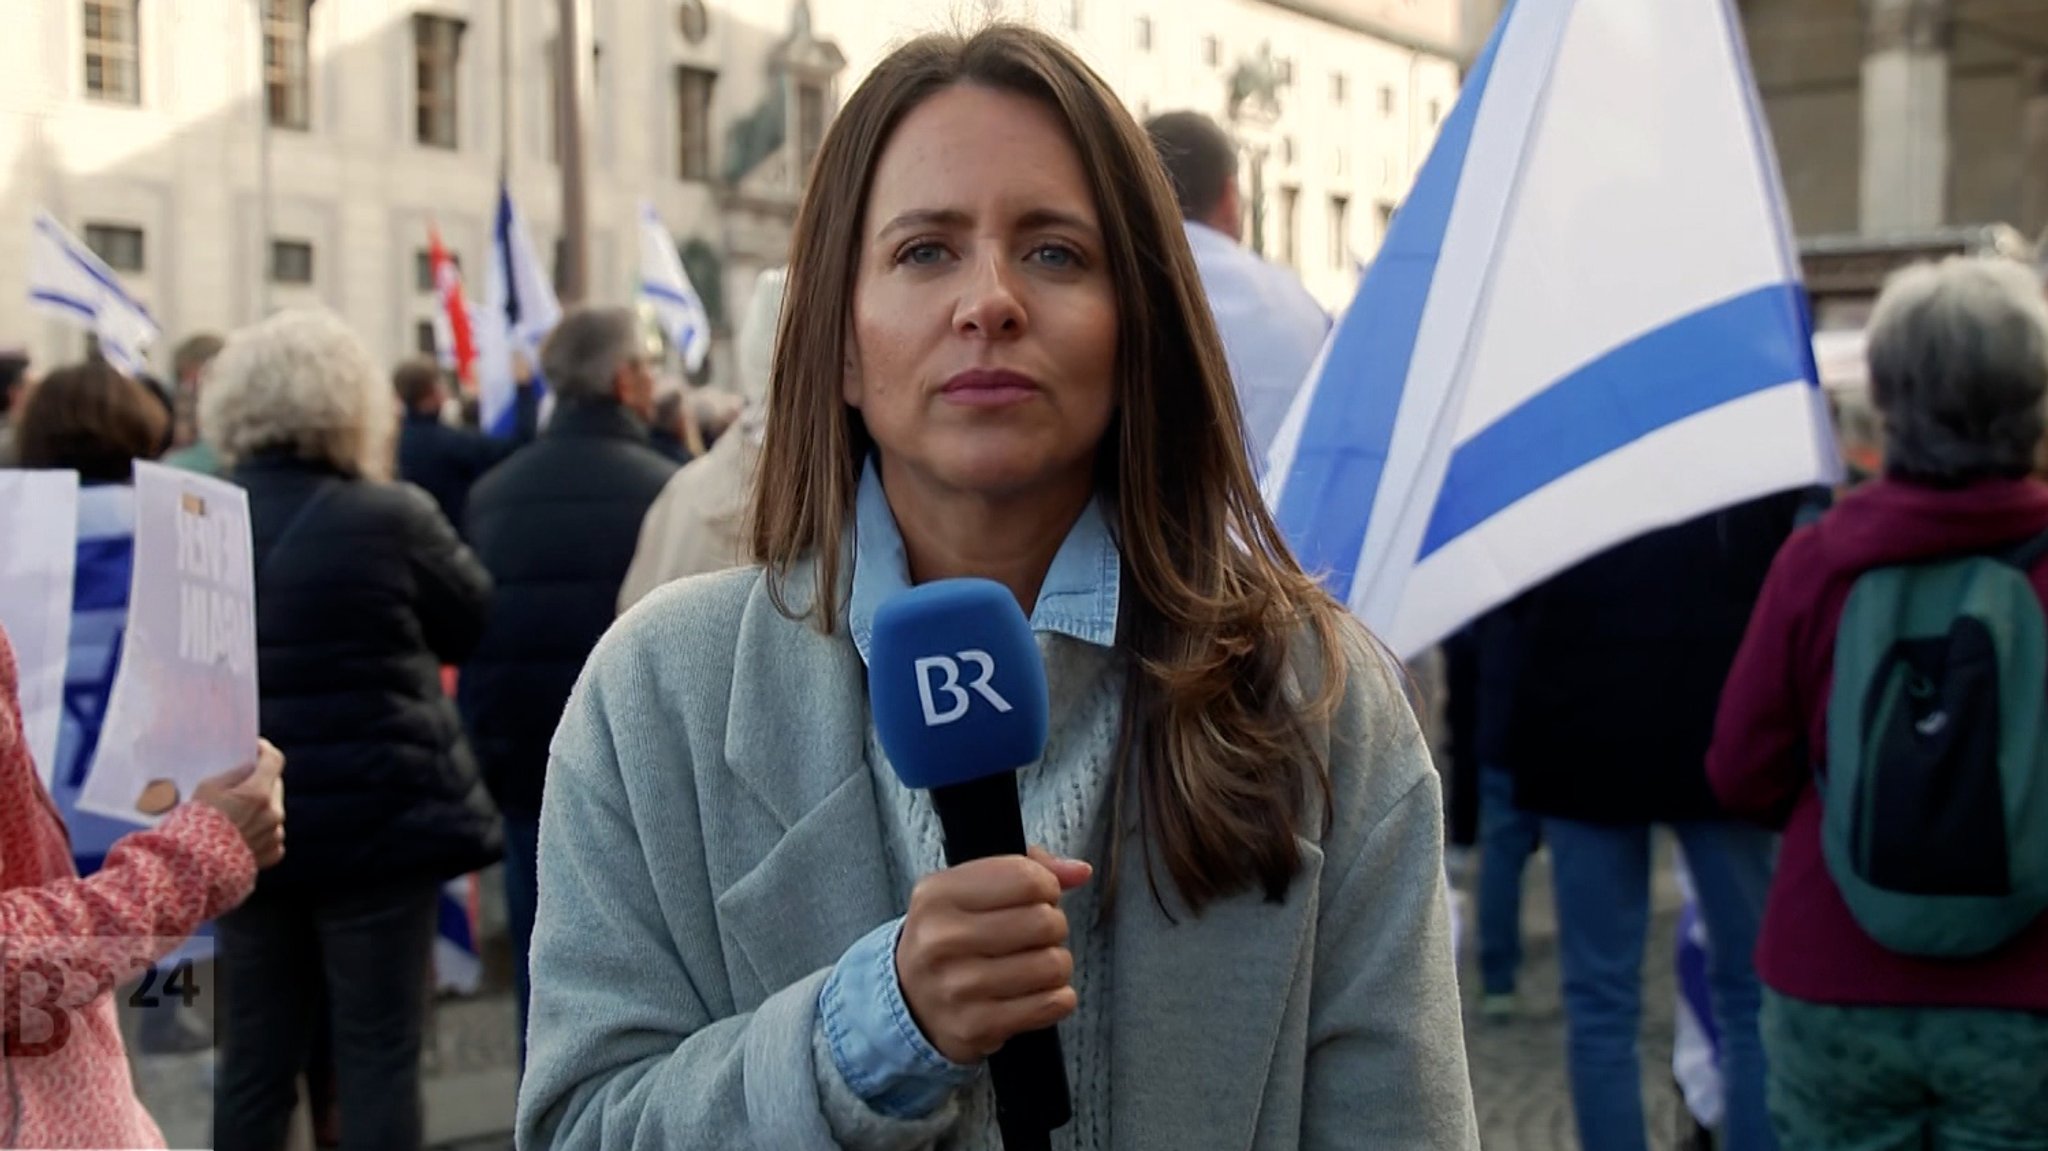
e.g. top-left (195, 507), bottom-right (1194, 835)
top-left (1060, 0), bottom-right (1080, 31)
top-left (414, 14), bottom-right (463, 149)
top-left (1278, 185), bottom-right (1300, 269)
top-left (415, 248), bottom-right (460, 293)
top-left (1277, 57), bottom-right (1295, 87)
top-left (83, 1), bottom-right (141, 104)
top-left (1378, 83), bottom-right (1396, 116)
top-left (1429, 98), bottom-right (1443, 125)
top-left (1280, 135), bottom-right (1295, 166)
top-left (270, 239), bottom-right (314, 285)
top-left (263, 0), bottom-right (311, 129)
top-left (1202, 36), bottom-right (1219, 67)
top-left (678, 0), bottom-right (709, 44)
top-left (1331, 72), bottom-right (1347, 105)
top-left (797, 80), bottom-right (827, 180)
top-left (1135, 16), bottom-right (1152, 52)
top-left (1377, 201), bottom-right (1397, 241)
top-left (84, 223), bottom-right (145, 272)
top-left (1328, 195), bottom-right (1350, 269)
top-left (676, 65), bottom-right (715, 182)
top-left (416, 320), bottom-right (438, 356)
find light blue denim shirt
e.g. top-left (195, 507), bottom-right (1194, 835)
top-left (818, 459), bottom-right (1121, 1119)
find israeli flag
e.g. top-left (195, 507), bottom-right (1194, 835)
top-left (27, 212), bottom-right (160, 378)
top-left (638, 203), bottom-right (713, 375)
top-left (477, 184), bottom-right (562, 438)
top-left (1672, 858), bottom-right (1725, 1131)
top-left (1264, 0), bottom-right (1840, 657)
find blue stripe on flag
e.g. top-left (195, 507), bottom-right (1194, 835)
top-left (30, 289), bottom-right (98, 324)
top-left (1418, 282), bottom-right (1814, 559)
top-left (1273, 19), bottom-right (1508, 602)
top-left (1676, 898), bottom-right (1721, 1050)
top-left (496, 188), bottom-right (522, 330)
top-left (34, 218), bottom-right (154, 322)
top-left (437, 885), bottom-right (475, 950)
top-left (641, 282), bottom-right (696, 310)
top-left (73, 536), bottom-right (134, 613)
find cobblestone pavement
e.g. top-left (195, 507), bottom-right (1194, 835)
top-left (131, 849), bottom-right (1700, 1150)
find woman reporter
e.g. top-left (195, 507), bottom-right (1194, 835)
top-left (519, 24), bottom-right (1476, 1150)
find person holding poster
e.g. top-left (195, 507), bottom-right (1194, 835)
top-left (12, 361), bottom-right (171, 874)
top-left (197, 309), bottom-right (500, 1151)
top-left (10, 358), bottom-right (232, 1054)
top-left (0, 622), bottom-right (284, 1149)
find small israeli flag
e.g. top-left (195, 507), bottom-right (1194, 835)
top-left (27, 212), bottom-right (160, 377)
top-left (477, 183), bottom-right (562, 439)
top-left (638, 203), bottom-right (713, 375)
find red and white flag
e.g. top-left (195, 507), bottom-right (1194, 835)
top-left (428, 223), bottom-right (477, 391)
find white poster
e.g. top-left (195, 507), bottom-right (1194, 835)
top-left (78, 462), bottom-right (258, 824)
top-left (0, 470), bottom-right (81, 783)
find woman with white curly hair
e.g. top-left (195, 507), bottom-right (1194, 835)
top-left (202, 309), bottom-right (502, 1151)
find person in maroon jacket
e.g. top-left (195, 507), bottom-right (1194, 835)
top-left (1709, 256), bottom-right (2048, 1150)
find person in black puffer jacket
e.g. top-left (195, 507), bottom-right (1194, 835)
top-left (201, 308), bottom-right (500, 1151)
top-left (393, 357), bottom-right (516, 532)
top-left (459, 304), bottom-right (677, 1052)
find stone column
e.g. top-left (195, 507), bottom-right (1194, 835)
top-left (2020, 58), bottom-right (2048, 239)
top-left (1860, 0), bottom-right (1952, 233)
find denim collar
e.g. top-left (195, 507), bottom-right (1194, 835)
top-left (847, 459), bottom-right (1121, 665)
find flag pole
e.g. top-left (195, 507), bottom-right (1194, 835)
top-left (499, 0), bottom-right (512, 184)
top-left (253, 0), bottom-right (273, 323)
top-left (554, 0), bottom-right (592, 304)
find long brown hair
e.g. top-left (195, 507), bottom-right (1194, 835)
top-left (751, 23), bottom-right (1349, 913)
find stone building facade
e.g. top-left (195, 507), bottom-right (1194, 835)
top-left (0, 0), bottom-right (844, 383)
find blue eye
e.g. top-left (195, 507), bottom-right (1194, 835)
top-left (898, 242), bottom-right (948, 266)
top-left (1031, 243), bottom-right (1082, 269)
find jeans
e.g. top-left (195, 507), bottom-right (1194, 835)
top-left (502, 809), bottom-right (541, 1070)
top-left (212, 881), bottom-right (439, 1151)
top-left (1762, 992), bottom-right (2048, 1150)
top-left (1545, 818), bottom-right (1778, 1151)
top-left (1477, 764), bottom-right (1540, 996)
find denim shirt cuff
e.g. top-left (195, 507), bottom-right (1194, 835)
top-left (818, 916), bottom-right (980, 1119)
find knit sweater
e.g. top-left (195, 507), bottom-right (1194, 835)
top-left (865, 633), bottom-right (1122, 1150)
top-left (0, 624), bottom-right (256, 1148)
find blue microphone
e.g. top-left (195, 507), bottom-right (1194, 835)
top-left (868, 578), bottom-right (1071, 1150)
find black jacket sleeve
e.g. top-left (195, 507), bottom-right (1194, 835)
top-left (396, 482), bottom-right (494, 663)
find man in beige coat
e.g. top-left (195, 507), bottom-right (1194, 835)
top-left (618, 267), bottom-right (786, 612)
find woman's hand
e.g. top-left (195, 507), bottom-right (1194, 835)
top-left (895, 845), bottom-right (1092, 1065)
top-left (192, 739), bottom-right (286, 868)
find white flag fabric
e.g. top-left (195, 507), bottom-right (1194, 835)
top-left (0, 471), bottom-right (80, 783)
top-left (78, 463), bottom-right (258, 824)
top-left (1264, 0), bottom-right (1840, 658)
top-left (27, 213), bottom-right (160, 377)
top-left (639, 203), bottom-right (713, 375)
top-left (477, 184), bottom-right (562, 439)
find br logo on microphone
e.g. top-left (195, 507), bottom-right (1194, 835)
top-left (913, 650), bottom-right (1014, 725)
top-left (868, 579), bottom-right (1050, 791)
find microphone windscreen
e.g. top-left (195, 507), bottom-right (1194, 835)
top-left (868, 578), bottom-right (1050, 790)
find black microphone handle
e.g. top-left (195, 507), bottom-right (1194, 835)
top-left (928, 775), bottom-right (1074, 1142)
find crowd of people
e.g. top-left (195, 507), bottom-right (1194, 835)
top-left (0, 20), bottom-right (2045, 1151)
